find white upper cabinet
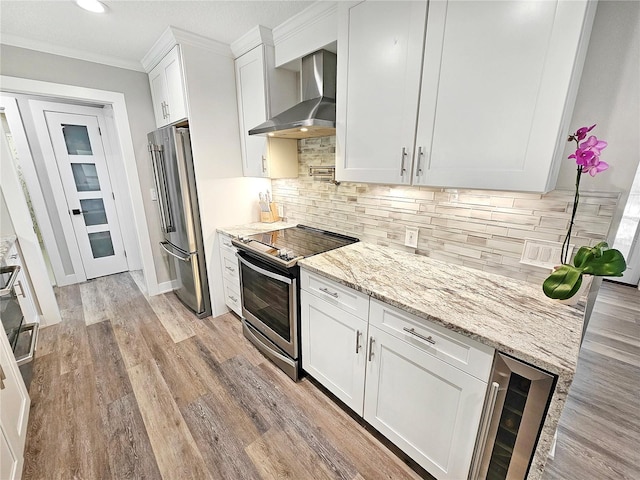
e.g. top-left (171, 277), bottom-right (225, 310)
top-left (148, 45), bottom-right (188, 128)
top-left (232, 28), bottom-right (299, 178)
top-left (235, 45), bottom-right (271, 177)
top-left (336, 0), bottom-right (595, 192)
top-left (336, 1), bottom-right (427, 185)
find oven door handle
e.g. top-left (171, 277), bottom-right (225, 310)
top-left (236, 254), bottom-right (292, 285)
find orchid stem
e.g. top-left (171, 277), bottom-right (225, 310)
top-left (561, 138), bottom-right (582, 265)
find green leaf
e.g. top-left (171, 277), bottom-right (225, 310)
top-left (543, 265), bottom-right (584, 300)
top-left (581, 248), bottom-right (627, 276)
top-left (573, 245), bottom-right (595, 268)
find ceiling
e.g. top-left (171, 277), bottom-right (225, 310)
top-left (0, 1), bottom-right (314, 71)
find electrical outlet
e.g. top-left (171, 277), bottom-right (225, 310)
top-left (278, 205), bottom-right (284, 218)
top-left (405, 226), bottom-right (419, 248)
top-left (520, 239), bottom-right (572, 269)
top-left (150, 188), bottom-right (157, 201)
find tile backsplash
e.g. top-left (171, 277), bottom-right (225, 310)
top-left (271, 137), bottom-right (619, 284)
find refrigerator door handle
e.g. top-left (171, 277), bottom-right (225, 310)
top-left (160, 241), bottom-right (192, 262)
top-left (149, 144), bottom-right (174, 233)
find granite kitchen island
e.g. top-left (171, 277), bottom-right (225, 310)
top-left (299, 241), bottom-right (585, 480)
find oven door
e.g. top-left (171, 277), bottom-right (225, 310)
top-left (237, 252), bottom-right (297, 358)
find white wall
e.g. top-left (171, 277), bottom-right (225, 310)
top-left (0, 191), bottom-right (15, 236)
top-left (556, 0), bottom-right (640, 242)
top-left (0, 44), bottom-right (173, 284)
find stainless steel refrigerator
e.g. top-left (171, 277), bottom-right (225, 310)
top-left (147, 125), bottom-right (211, 318)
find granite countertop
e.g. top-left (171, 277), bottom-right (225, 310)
top-left (299, 241), bottom-right (584, 379)
top-left (217, 221), bottom-right (297, 238)
top-left (298, 242), bottom-right (585, 479)
top-left (0, 235), bottom-right (17, 264)
top-left (215, 230), bottom-right (581, 477)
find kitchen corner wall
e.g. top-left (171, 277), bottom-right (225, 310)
top-left (272, 137), bottom-right (619, 285)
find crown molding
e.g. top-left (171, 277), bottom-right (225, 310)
top-left (273, 2), bottom-right (338, 45)
top-left (141, 26), bottom-right (233, 72)
top-left (230, 25), bottom-right (274, 59)
top-left (1, 34), bottom-right (145, 72)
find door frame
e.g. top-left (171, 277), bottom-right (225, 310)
top-left (30, 100), bottom-right (138, 283)
top-left (0, 75), bottom-right (161, 295)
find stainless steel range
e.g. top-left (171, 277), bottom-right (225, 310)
top-left (232, 225), bottom-right (358, 380)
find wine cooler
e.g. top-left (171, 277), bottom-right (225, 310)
top-left (470, 353), bottom-right (556, 480)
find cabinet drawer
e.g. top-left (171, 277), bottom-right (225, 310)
top-left (221, 249), bottom-right (240, 281)
top-left (369, 299), bottom-right (493, 381)
top-left (224, 282), bottom-right (241, 316)
top-left (219, 233), bottom-right (236, 254)
top-left (300, 269), bottom-right (369, 321)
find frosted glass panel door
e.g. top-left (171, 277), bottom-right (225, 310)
top-left (44, 112), bottom-right (128, 279)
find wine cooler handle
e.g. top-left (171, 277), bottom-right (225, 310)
top-left (468, 381), bottom-right (500, 480)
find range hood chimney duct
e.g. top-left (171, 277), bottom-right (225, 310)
top-left (248, 49), bottom-right (336, 139)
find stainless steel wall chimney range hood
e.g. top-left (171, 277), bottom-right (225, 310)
top-left (249, 49), bottom-right (336, 139)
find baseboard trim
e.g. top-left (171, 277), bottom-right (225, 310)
top-left (156, 279), bottom-right (179, 294)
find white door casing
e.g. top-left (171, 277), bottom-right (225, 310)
top-left (44, 111), bottom-right (128, 279)
top-left (1, 76), bottom-right (158, 297)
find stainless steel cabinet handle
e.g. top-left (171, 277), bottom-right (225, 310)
top-left (403, 327), bottom-right (436, 345)
top-left (0, 364), bottom-right (5, 390)
top-left (400, 147), bottom-right (407, 176)
top-left (225, 266), bottom-right (235, 272)
top-left (319, 287), bottom-right (338, 298)
top-left (229, 295), bottom-right (238, 303)
top-left (469, 381), bottom-right (500, 479)
top-left (161, 102), bottom-right (167, 119)
top-left (261, 155), bottom-right (267, 173)
top-left (355, 330), bottom-right (361, 354)
top-left (164, 101), bottom-right (170, 118)
top-left (368, 336), bottom-right (375, 361)
top-left (416, 146), bottom-right (424, 177)
top-left (15, 280), bottom-right (26, 298)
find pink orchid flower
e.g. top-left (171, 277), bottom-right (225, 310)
top-left (574, 124), bottom-right (596, 141)
top-left (580, 135), bottom-right (608, 154)
top-left (582, 157), bottom-right (609, 176)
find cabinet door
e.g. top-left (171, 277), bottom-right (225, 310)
top-left (0, 330), bottom-right (30, 480)
top-left (163, 46), bottom-right (188, 124)
top-left (364, 326), bottom-right (487, 480)
top-left (336, 1), bottom-right (427, 185)
top-left (301, 290), bottom-right (368, 415)
top-left (149, 62), bottom-right (169, 127)
top-left (149, 45), bottom-right (188, 128)
top-left (235, 45), bottom-right (269, 177)
top-left (415, 0), bottom-right (592, 192)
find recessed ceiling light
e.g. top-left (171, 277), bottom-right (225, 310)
top-left (75, 0), bottom-right (108, 13)
top-left (300, 127), bottom-right (308, 132)
top-left (268, 133), bottom-right (275, 137)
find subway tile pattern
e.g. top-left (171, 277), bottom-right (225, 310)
top-left (271, 137), bottom-right (620, 285)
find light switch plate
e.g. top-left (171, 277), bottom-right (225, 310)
top-left (405, 226), bottom-right (419, 248)
top-left (150, 188), bottom-right (157, 201)
top-left (278, 205), bottom-right (284, 218)
top-left (520, 239), bottom-right (573, 270)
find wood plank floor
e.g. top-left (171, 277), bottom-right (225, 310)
top-left (542, 281), bottom-right (640, 480)
top-left (22, 272), bottom-right (424, 480)
top-left (22, 275), bottom-right (639, 479)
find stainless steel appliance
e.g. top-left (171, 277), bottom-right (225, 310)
top-left (233, 225), bottom-right (358, 380)
top-left (148, 125), bottom-right (211, 318)
top-left (470, 353), bottom-right (556, 480)
top-left (248, 50), bottom-right (336, 139)
top-left (1, 266), bottom-right (38, 389)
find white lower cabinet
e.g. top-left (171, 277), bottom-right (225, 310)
top-left (0, 325), bottom-right (30, 480)
top-left (301, 290), bottom-right (368, 415)
top-left (364, 325), bottom-right (487, 479)
top-left (219, 233), bottom-right (242, 316)
top-left (300, 268), bottom-right (493, 480)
